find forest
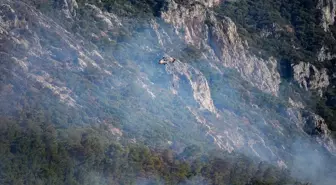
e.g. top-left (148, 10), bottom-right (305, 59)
top-left (0, 109), bottom-right (309, 185)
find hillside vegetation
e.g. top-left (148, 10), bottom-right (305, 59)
top-left (214, 0), bottom-right (335, 65)
top-left (1, 0), bottom-right (335, 184)
top-left (214, 0), bottom-right (336, 137)
top-left (0, 110), bottom-right (308, 185)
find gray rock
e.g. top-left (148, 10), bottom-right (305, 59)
top-left (317, 0), bottom-right (336, 31)
top-left (287, 108), bottom-right (336, 155)
top-left (302, 111), bottom-right (336, 155)
top-left (318, 46), bottom-right (336, 62)
top-left (0, 4), bottom-right (18, 29)
top-left (57, 0), bottom-right (78, 19)
top-left (161, 0), bottom-right (281, 95)
top-left (293, 62), bottom-right (329, 96)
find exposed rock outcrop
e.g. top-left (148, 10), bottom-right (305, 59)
top-left (0, 4), bottom-right (18, 29)
top-left (206, 14), bottom-right (281, 95)
top-left (1, 1), bottom-right (335, 181)
top-left (317, 0), bottom-right (336, 31)
top-left (288, 108), bottom-right (336, 155)
top-left (161, 0), bottom-right (281, 95)
top-left (0, 0), bottom-right (115, 108)
top-left (58, 0), bottom-right (78, 19)
top-left (166, 60), bottom-right (218, 116)
top-left (293, 62), bottom-right (329, 96)
top-left (288, 97), bottom-right (305, 109)
top-left (318, 46), bottom-right (336, 61)
top-left (84, 3), bottom-right (122, 31)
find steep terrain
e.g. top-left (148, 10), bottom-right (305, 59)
top-left (0, 0), bottom-right (335, 184)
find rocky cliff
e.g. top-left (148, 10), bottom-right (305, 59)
top-left (293, 62), bottom-right (330, 96)
top-left (161, 0), bottom-right (281, 95)
top-left (318, 0), bottom-right (336, 31)
top-left (1, 0), bottom-right (336, 184)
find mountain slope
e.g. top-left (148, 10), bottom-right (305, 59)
top-left (0, 0), bottom-right (335, 184)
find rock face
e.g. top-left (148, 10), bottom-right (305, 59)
top-left (288, 108), bottom-right (336, 155)
top-left (0, 0), bottom-right (114, 108)
top-left (165, 60), bottom-right (218, 116)
top-left (57, 0), bottom-right (78, 18)
top-left (317, 0), bottom-right (336, 31)
top-left (1, 0), bottom-right (335, 183)
top-left (0, 4), bottom-right (18, 29)
top-left (318, 46), bottom-right (336, 61)
top-left (84, 3), bottom-right (122, 31)
top-left (158, 1), bottom-right (335, 168)
top-left (161, 0), bottom-right (281, 95)
top-left (293, 62), bottom-right (329, 96)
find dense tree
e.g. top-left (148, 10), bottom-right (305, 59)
top-left (0, 110), bottom-right (309, 185)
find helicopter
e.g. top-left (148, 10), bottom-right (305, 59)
top-left (158, 56), bottom-right (176, 65)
